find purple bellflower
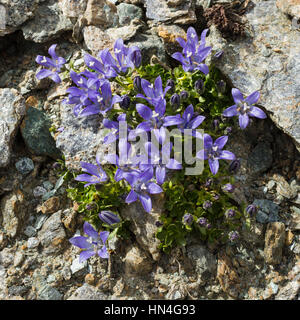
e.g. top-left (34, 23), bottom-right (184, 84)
top-left (36, 44), bottom-right (66, 83)
top-left (223, 88), bottom-right (267, 129)
top-left (124, 168), bottom-right (163, 213)
top-left (69, 222), bottom-right (109, 262)
top-left (105, 141), bottom-right (143, 182)
top-left (99, 211), bottom-right (120, 225)
top-left (172, 27), bottom-right (212, 74)
top-left (196, 134), bottom-right (236, 175)
top-left (183, 213), bottom-right (194, 226)
top-left (103, 113), bottom-right (128, 145)
top-left (140, 128), bottom-right (182, 184)
top-left (136, 76), bottom-right (171, 107)
top-left (75, 154), bottom-right (108, 187)
top-left (176, 104), bottom-right (205, 138)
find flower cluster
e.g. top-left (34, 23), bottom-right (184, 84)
top-left (37, 26), bottom-right (268, 259)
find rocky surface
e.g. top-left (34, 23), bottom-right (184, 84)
top-left (0, 0), bottom-right (299, 301)
top-left (0, 89), bottom-right (26, 168)
top-left (206, 0), bottom-right (300, 150)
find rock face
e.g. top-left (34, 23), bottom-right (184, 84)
top-left (55, 104), bottom-right (114, 171)
top-left (187, 245), bottom-right (217, 280)
top-left (217, 252), bottom-right (241, 298)
top-left (21, 0), bottom-right (73, 43)
top-left (37, 211), bottom-right (67, 254)
top-left (254, 199), bottom-right (279, 224)
top-left (0, 190), bottom-right (25, 238)
top-left (144, 0), bottom-right (197, 24)
top-left (264, 222), bottom-right (286, 265)
top-left (120, 197), bottom-right (163, 261)
top-left (0, 0), bottom-right (39, 36)
top-left (206, 0), bottom-right (300, 149)
top-left (124, 246), bottom-right (153, 276)
top-left (0, 89), bottom-right (26, 168)
top-left (67, 283), bottom-right (107, 300)
top-left (21, 107), bottom-right (61, 159)
top-left (277, 0), bottom-right (300, 19)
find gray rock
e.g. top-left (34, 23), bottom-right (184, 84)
top-left (290, 206), bottom-right (300, 231)
top-left (15, 157), bottom-right (34, 175)
top-left (33, 186), bottom-right (47, 198)
top-left (120, 197), bottom-right (163, 261)
top-left (0, 89), bottom-right (26, 168)
top-left (247, 142), bottom-right (273, 174)
top-left (130, 32), bottom-right (167, 64)
top-left (27, 237), bottom-right (40, 249)
top-left (67, 283), bottom-right (107, 300)
top-left (38, 285), bottom-right (63, 300)
top-left (0, 248), bottom-right (14, 267)
top-left (144, 0), bottom-right (196, 24)
top-left (13, 252), bottom-right (24, 267)
top-left (34, 215), bottom-right (48, 231)
top-left (59, 0), bottom-right (87, 19)
top-left (117, 3), bottom-right (143, 25)
top-left (21, 107), bottom-right (61, 159)
top-left (24, 226), bottom-right (37, 238)
top-left (0, 191), bottom-right (25, 238)
top-left (187, 245), bottom-right (217, 280)
top-left (206, 1), bottom-right (300, 150)
top-left (37, 211), bottom-right (67, 254)
top-left (253, 199), bottom-right (279, 224)
top-left (275, 277), bottom-right (300, 300)
top-left (21, 0), bottom-right (73, 43)
top-left (55, 104), bottom-right (114, 170)
top-left (0, 0), bottom-right (39, 36)
top-left (8, 285), bottom-right (28, 297)
top-left (70, 257), bottom-right (87, 275)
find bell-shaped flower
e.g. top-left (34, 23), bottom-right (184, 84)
top-left (124, 168), bottom-right (163, 213)
top-left (75, 154), bottom-right (108, 187)
top-left (196, 134), bottom-right (236, 175)
top-left (69, 222), bottom-right (109, 262)
top-left (222, 88), bottom-right (267, 129)
top-left (36, 44), bottom-right (66, 83)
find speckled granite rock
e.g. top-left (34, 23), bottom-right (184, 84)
top-left (206, 0), bottom-right (300, 150)
top-left (277, 0), bottom-right (300, 19)
top-left (55, 104), bottom-right (114, 171)
top-left (144, 0), bottom-right (197, 24)
top-left (0, 0), bottom-right (40, 36)
top-left (21, 0), bottom-right (73, 43)
top-left (0, 89), bottom-right (26, 168)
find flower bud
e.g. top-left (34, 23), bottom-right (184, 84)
top-left (212, 193), bottom-right (220, 201)
top-left (166, 79), bottom-right (175, 93)
top-left (245, 204), bottom-right (257, 216)
top-left (131, 50), bottom-right (142, 68)
top-left (197, 217), bottom-right (207, 226)
top-left (214, 50), bottom-right (224, 59)
top-left (99, 211), bottom-right (120, 225)
top-left (52, 162), bottom-right (61, 170)
top-left (183, 213), bottom-right (193, 226)
top-left (120, 95), bottom-right (131, 110)
top-left (203, 200), bottom-right (212, 210)
top-left (194, 79), bottom-right (205, 94)
top-left (133, 76), bottom-right (142, 92)
top-left (86, 203), bottom-right (97, 211)
top-left (217, 80), bottom-right (226, 94)
top-left (170, 93), bottom-right (180, 108)
top-left (225, 209), bottom-right (236, 218)
top-left (212, 119), bottom-right (220, 131)
top-left (224, 126), bottom-right (232, 135)
top-left (206, 223), bottom-right (212, 229)
top-left (155, 221), bottom-right (163, 227)
top-left (222, 183), bottom-right (235, 193)
top-left (228, 230), bottom-right (239, 241)
top-left (229, 159), bottom-right (241, 174)
top-left (205, 178), bottom-right (213, 187)
top-left (180, 90), bottom-right (189, 100)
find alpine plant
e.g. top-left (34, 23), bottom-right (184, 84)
top-left (36, 27), bottom-right (268, 260)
